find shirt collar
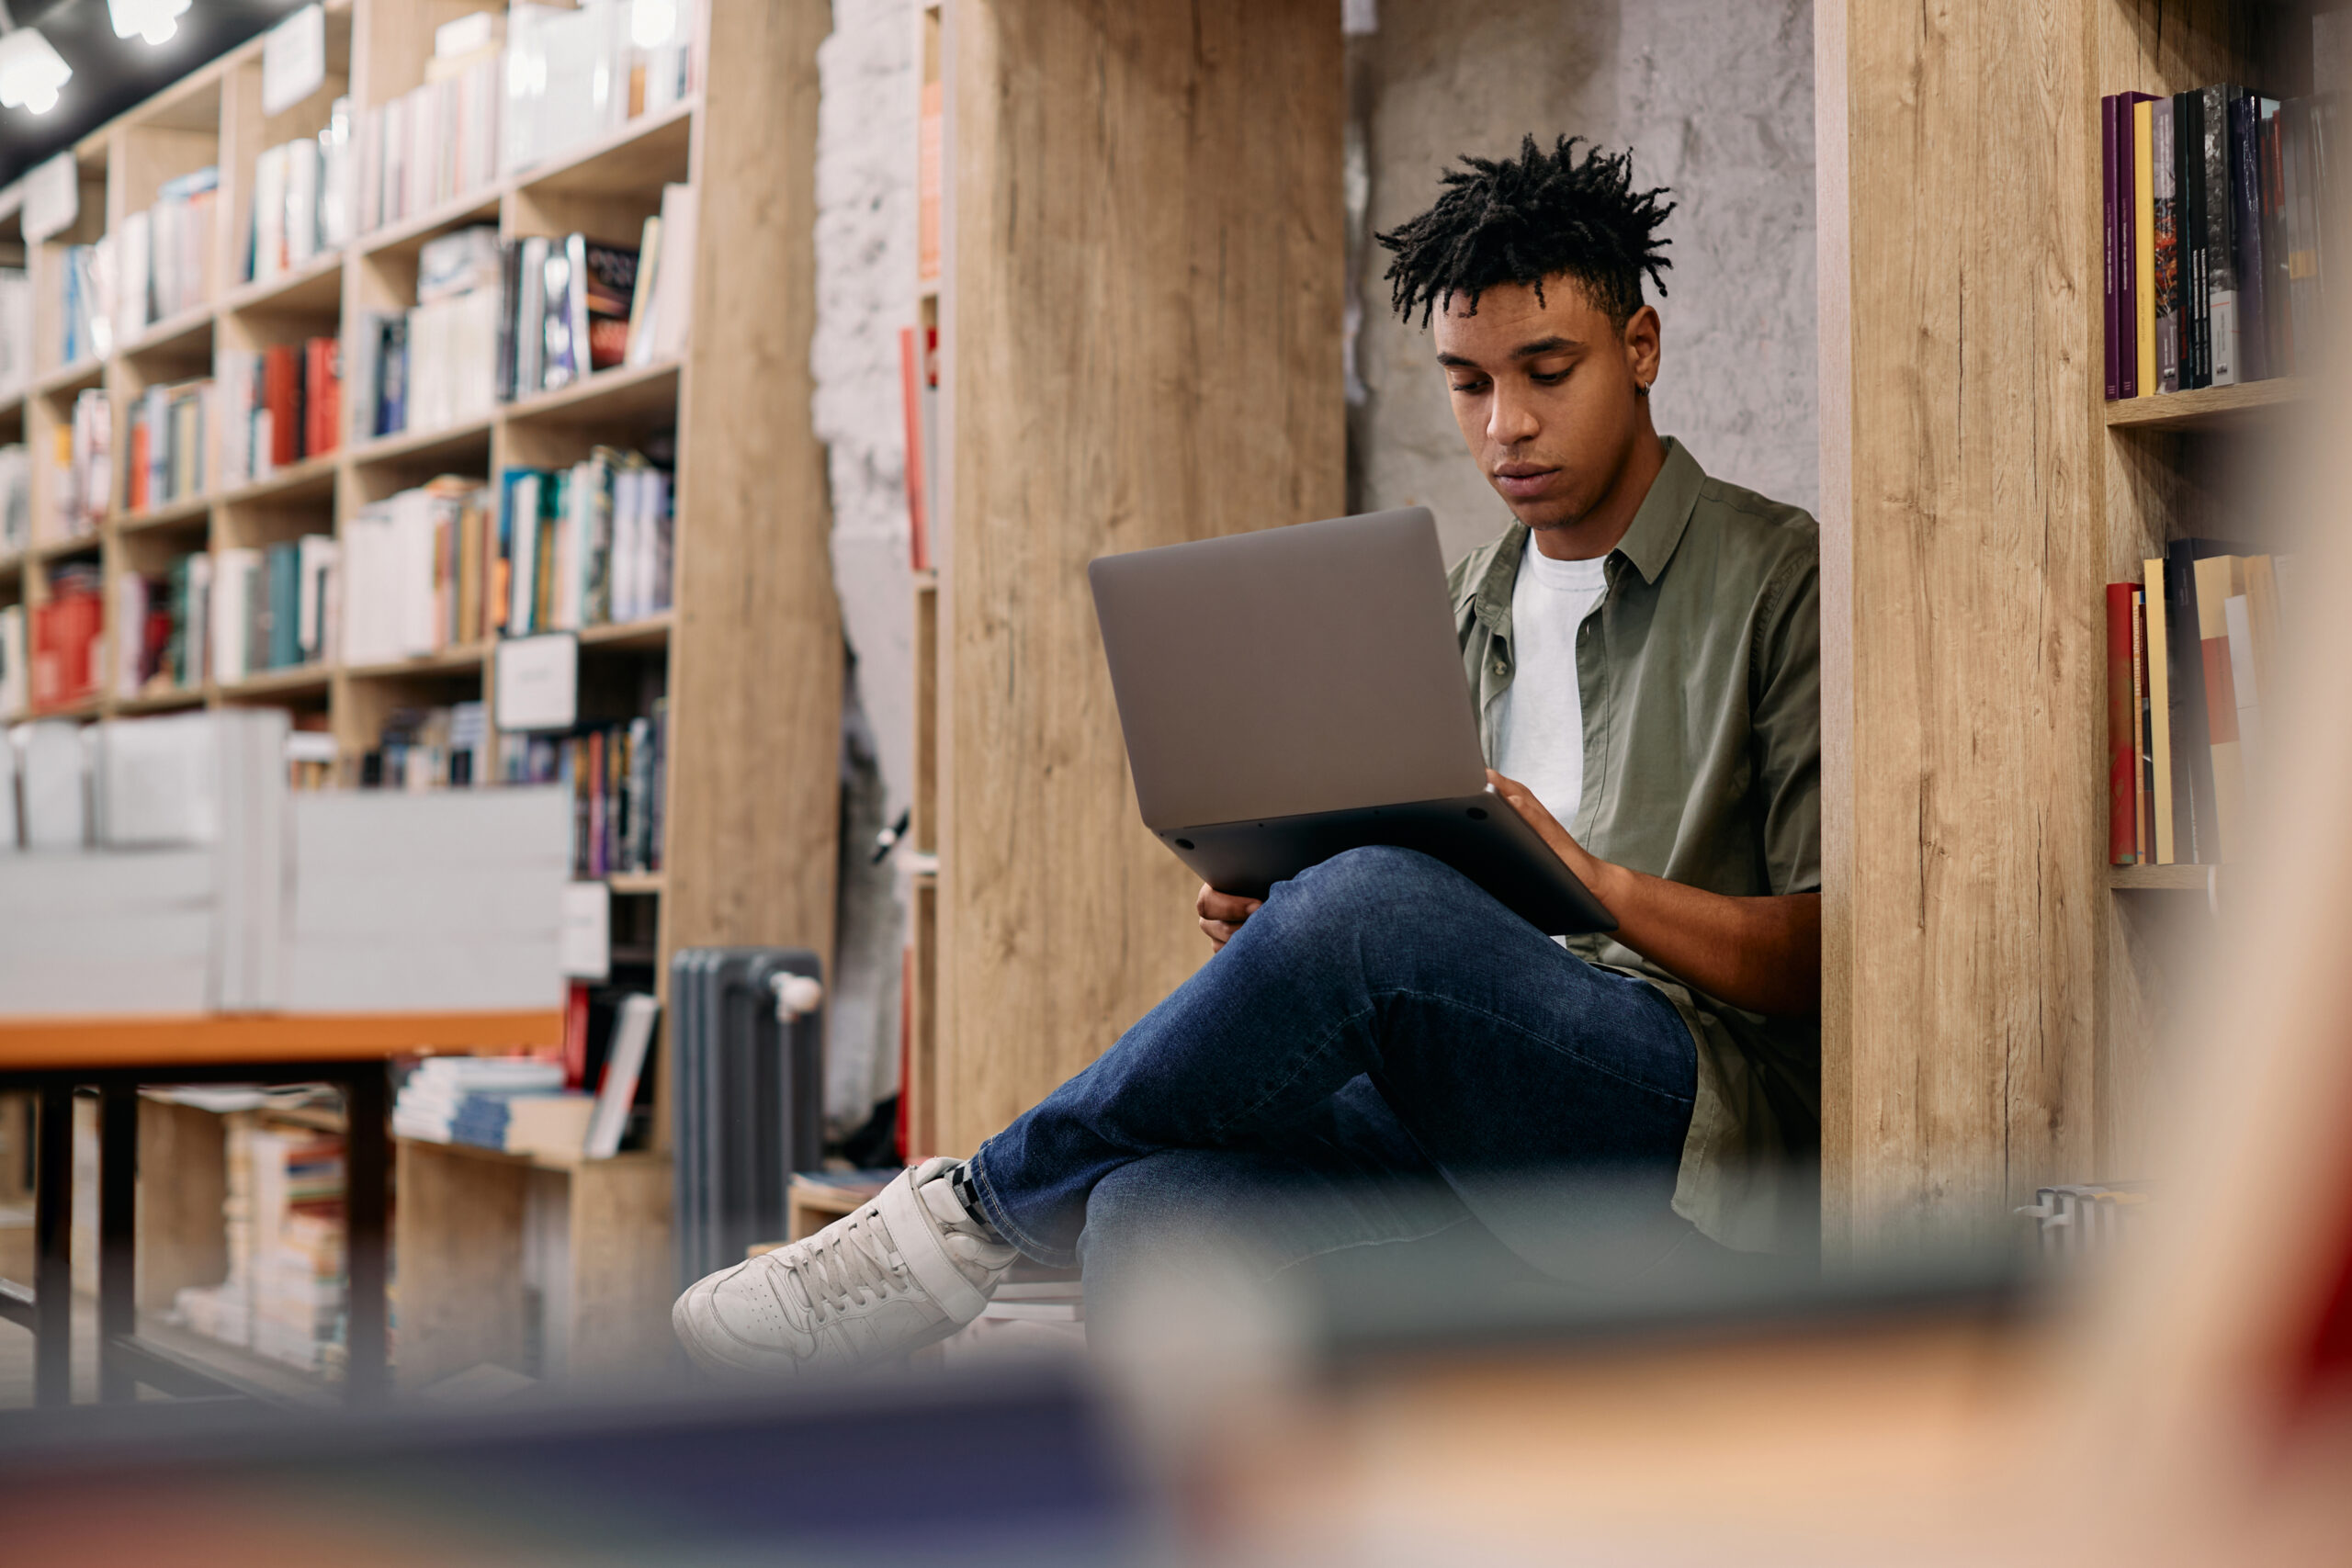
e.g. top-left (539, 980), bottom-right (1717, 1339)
top-left (1470, 437), bottom-right (1703, 632)
top-left (1611, 436), bottom-right (1703, 586)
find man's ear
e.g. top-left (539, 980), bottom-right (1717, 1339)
top-left (1623, 304), bottom-right (1662, 394)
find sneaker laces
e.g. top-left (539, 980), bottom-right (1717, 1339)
top-left (773, 1208), bottom-right (905, 1324)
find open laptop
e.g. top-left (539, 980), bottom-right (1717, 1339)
top-left (1088, 508), bottom-right (1616, 936)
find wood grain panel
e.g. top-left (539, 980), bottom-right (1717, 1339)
top-left (564, 1155), bottom-right (674, 1382)
top-left (1822, 0), bottom-right (2104, 1254)
top-left (939, 0), bottom-right (1345, 1155)
top-left (392, 1137), bottom-right (528, 1388)
top-left (664, 0), bottom-right (842, 956)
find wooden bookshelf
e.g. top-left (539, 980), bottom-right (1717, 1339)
top-left (912, 0), bottom-right (1345, 1156)
top-left (1818, 0), bottom-right (2314, 1253)
top-left (0, 0), bottom-right (836, 1385)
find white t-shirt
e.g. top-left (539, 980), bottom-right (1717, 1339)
top-left (1493, 547), bottom-right (1609, 828)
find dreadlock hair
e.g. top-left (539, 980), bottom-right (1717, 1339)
top-left (1377, 134), bottom-right (1675, 330)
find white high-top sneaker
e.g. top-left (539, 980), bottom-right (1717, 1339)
top-left (672, 1156), bottom-right (1018, 1377)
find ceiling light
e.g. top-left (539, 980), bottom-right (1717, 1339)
top-left (0, 25), bottom-right (70, 115)
top-left (107, 0), bottom-right (192, 47)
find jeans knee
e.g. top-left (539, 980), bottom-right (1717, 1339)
top-left (1276, 844), bottom-right (1461, 926)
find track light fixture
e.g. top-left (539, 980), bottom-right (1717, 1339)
top-left (107, 0), bottom-right (191, 47)
top-left (0, 3), bottom-right (70, 116)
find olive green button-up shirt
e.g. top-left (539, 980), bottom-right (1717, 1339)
top-left (1446, 437), bottom-right (1822, 1255)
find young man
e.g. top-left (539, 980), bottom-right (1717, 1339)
top-left (673, 136), bottom-right (1821, 1377)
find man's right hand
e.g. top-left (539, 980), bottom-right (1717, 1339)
top-left (1197, 884), bottom-right (1262, 953)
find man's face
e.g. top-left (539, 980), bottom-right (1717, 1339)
top-left (1432, 277), bottom-right (1659, 532)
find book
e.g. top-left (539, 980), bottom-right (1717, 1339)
top-left (584, 993), bottom-right (660, 1159)
top-left (2105, 96), bottom-right (2120, 399)
top-left (624, 214), bottom-right (662, 367)
top-left (2106, 583), bottom-right (2137, 864)
top-left (568, 236), bottom-right (640, 374)
top-left (2192, 555), bottom-right (2245, 860)
top-left (2230, 94), bottom-right (2274, 384)
top-left (2199, 84), bottom-right (2242, 387)
top-left (2175, 89), bottom-right (2208, 389)
top-left (2119, 93), bottom-right (2154, 395)
top-left (304, 336), bottom-right (341, 457)
top-left (2142, 558), bottom-right (2174, 863)
top-left (2131, 586), bottom-right (2152, 862)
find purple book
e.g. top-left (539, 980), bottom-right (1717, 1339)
top-left (2119, 92), bottom-right (2158, 397)
top-left (2117, 92), bottom-right (2135, 401)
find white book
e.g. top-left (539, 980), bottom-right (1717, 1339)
top-left (608, 466), bottom-right (639, 622)
top-left (647, 183), bottom-right (695, 361)
top-left (114, 572), bottom-right (149, 696)
top-left (2224, 592), bottom-right (2259, 770)
top-left (297, 536), bottom-right (339, 663)
top-left (185, 553), bottom-right (211, 686)
top-left (584, 993), bottom-right (660, 1158)
top-left (214, 547), bottom-right (259, 684)
top-left (253, 145), bottom-right (288, 280)
top-left (119, 209), bottom-right (152, 336)
top-left (395, 488), bottom-right (441, 658)
top-left (0, 605), bottom-right (26, 721)
top-left (285, 140), bottom-right (322, 265)
top-left (383, 94), bottom-right (409, 227)
top-left (508, 472), bottom-right (543, 634)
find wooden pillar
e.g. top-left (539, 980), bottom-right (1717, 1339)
top-left (937, 0), bottom-right (1347, 1152)
top-left (1815, 0), bottom-right (2103, 1255)
top-left (665, 0), bottom-right (842, 962)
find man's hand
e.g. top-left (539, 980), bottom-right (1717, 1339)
top-left (1197, 884), bottom-right (1262, 953)
top-left (1486, 768), bottom-right (1822, 1018)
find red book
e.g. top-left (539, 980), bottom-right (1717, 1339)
top-left (2106, 581), bottom-right (2138, 864)
top-left (263, 344), bottom-right (302, 468)
top-left (127, 420), bottom-right (150, 513)
top-left (899, 326), bottom-right (930, 570)
top-left (305, 337), bottom-right (341, 457)
top-left (561, 981), bottom-right (591, 1089)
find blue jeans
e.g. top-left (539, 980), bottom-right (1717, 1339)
top-left (964, 846), bottom-right (1700, 1298)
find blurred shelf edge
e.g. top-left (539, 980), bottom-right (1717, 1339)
top-left (2104, 378), bottom-right (2303, 434)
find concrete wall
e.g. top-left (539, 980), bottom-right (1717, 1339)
top-left (807, 0), bottom-right (1820, 1131)
top-left (1349, 0), bottom-right (1817, 563)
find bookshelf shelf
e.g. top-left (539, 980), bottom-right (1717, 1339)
top-left (2104, 378), bottom-right (2304, 434)
top-left (115, 494), bottom-right (214, 535)
top-left (218, 251), bottom-right (346, 319)
top-left (30, 534), bottom-right (102, 565)
top-left (2108, 863), bottom-right (2214, 893)
top-left (34, 694), bottom-right (103, 720)
top-left (121, 304), bottom-right (217, 364)
top-left (504, 359), bottom-right (682, 428)
top-left (116, 685), bottom-right (207, 716)
top-left (606, 871), bottom-right (665, 896)
top-left (33, 357), bottom-right (105, 401)
top-left (217, 664), bottom-right (333, 701)
top-left (577, 614), bottom-right (673, 652)
top-left (358, 193), bottom-right (504, 262)
top-left (347, 418), bottom-right (493, 471)
top-left (217, 455), bottom-right (340, 509)
top-left (345, 645), bottom-right (485, 680)
top-left (515, 96), bottom-right (699, 199)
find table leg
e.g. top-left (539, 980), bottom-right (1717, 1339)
top-left (344, 1064), bottom-right (390, 1404)
top-left (98, 1081), bottom-right (139, 1404)
top-left (34, 1084), bottom-right (74, 1408)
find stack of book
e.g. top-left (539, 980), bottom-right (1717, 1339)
top-left (499, 231), bottom-right (641, 400)
top-left (52, 243), bottom-right (108, 365)
top-left (175, 1117), bottom-right (350, 1374)
top-left (2102, 72), bottom-right (2338, 399)
top-left (210, 536), bottom-right (339, 685)
top-left (451, 1089), bottom-right (595, 1160)
top-left (340, 476), bottom-right (493, 665)
top-left (356, 11), bottom-right (503, 236)
top-left (116, 166), bottom-right (219, 336)
top-left (359, 702), bottom-right (487, 790)
top-left (354, 227), bottom-right (501, 442)
top-left (2108, 547), bottom-right (2301, 867)
top-left (217, 338), bottom-right (343, 487)
top-left (495, 448), bottom-right (674, 636)
top-left (123, 378), bottom-right (212, 513)
top-left (51, 389), bottom-right (109, 539)
top-left (392, 1055), bottom-right (566, 1143)
top-left (0, 442), bottom-right (27, 555)
top-left (164, 552), bottom-right (209, 690)
top-left (503, 0), bottom-right (695, 176)
top-left (0, 265), bottom-right (30, 397)
top-left (29, 562), bottom-right (102, 709)
top-left (244, 98), bottom-right (355, 286)
top-left (495, 704), bottom-right (667, 880)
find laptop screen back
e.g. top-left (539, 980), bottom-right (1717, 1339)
top-left (1088, 509), bottom-right (1489, 830)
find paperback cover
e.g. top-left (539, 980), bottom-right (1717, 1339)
top-left (2153, 96), bottom-right (2181, 393)
top-left (2200, 84), bottom-right (2242, 387)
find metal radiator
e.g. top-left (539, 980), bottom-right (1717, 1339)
top-left (670, 947), bottom-right (826, 1289)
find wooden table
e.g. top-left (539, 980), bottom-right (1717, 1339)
top-left (0, 1010), bottom-right (560, 1409)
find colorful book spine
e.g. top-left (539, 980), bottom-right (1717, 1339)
top-left (2154, 96), bottom-right (2181, 394)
